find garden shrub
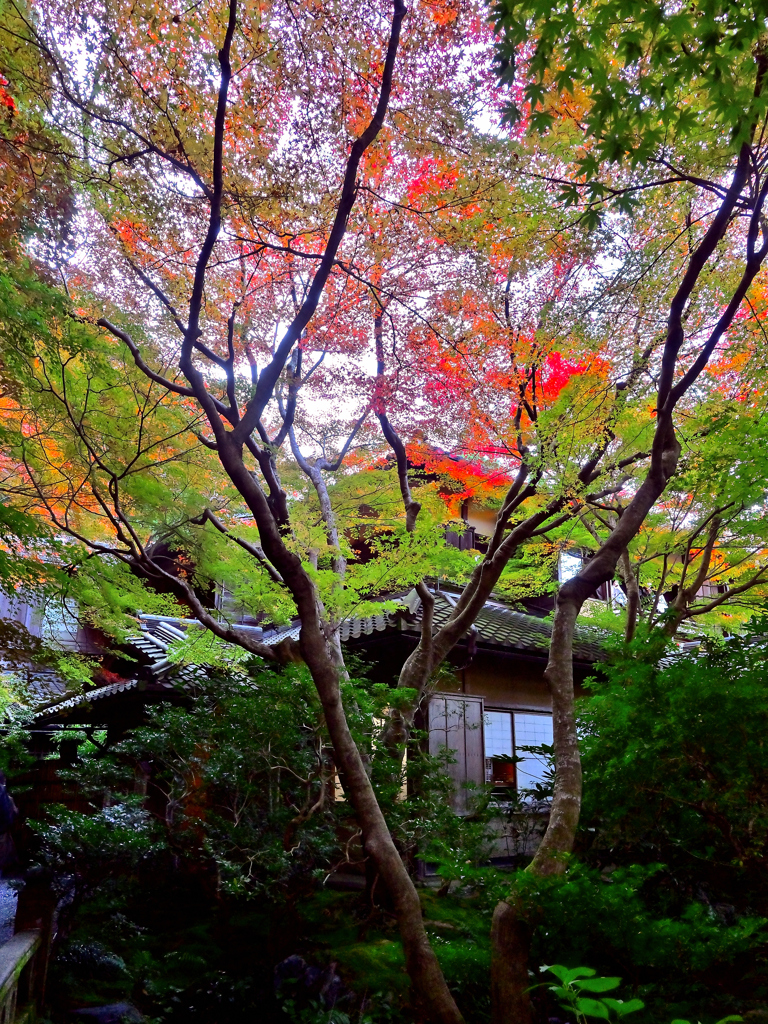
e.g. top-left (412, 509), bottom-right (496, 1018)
top-left (579, 627), bottom-right (768, 908)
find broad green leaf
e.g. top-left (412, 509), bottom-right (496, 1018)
top-left (546, 965), bottom-right (597, 983)
top-left (574, 997), bottom-right (612, 1019)
top-left (576, 977), bottom-right (622, 993)
top-left (603, 998), bottom-right (646, 1016)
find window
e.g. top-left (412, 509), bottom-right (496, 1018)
top-left (558, 551), bottom-right (583, 583)
top-left (484, 709), bottom-right (553, 796)
top-left (558, 550), bottom-right (612, 602)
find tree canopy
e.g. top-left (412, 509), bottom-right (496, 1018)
top-left (2, 0), bottom-right (768, 1021)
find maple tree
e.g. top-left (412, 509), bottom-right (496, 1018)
top-left (481, 4), bottom-right (768, 1021)
top-left (1, 0), bottom-right (768, 1020)
top-left (0, 1), bottom-right (499, 1020)
top-left (580, 408), bottom-right (768, 643)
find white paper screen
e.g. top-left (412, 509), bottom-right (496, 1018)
top-left (484, 710), bottom-right (513, 758)
top-left (513, 713), bottom-right (553, 791)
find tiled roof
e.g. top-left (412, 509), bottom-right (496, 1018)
top-left (338, 612), bottom-right (393, 642)
top-left (36, 677), bottom-right (141, 715)
top-left (31, 675), bottom-right (189, 718)
top-left (129, 619), bottom-right (202, 685)
top-left (658, 639), bottom-right (703, 668)
top-left (138, 589), bottom-right (606, 662)
top-left (431, 594), bottom-right (604, 662)
top-left (366, 589), bottom-right (605, 662)
top-left (245, 587), bottom-right (604, 661)
top-left (264, 622), bottom-right (301, 645)
top-left (31, 620), bottom-right (203, 719)
top-left (31, 587), bottom-right (605, 719)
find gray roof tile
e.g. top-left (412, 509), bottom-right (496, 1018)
top-left (391, 591), bottom-right (604, 662)
top-left (31, 588), bottom-right (604, 720)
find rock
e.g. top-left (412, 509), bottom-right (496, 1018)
top-left (274, 954), bottom-right (351, 1010)
top-left (273, 953), bottom-right (309, 991)
top-left (70, 1003), bottom-right (143, 1023)
top-left (318, 961), bottom-right (346, 1009)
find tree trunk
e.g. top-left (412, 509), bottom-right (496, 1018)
top-left (215, 443), bottom-right (463, 1023)
top-left (662, 516), bottom-right (721, 639)
top-left (618, 548), bottom-right (641, 643)
top-left (530, 599), bottom-right (582, 876)
top-left (300, 632), bottom-right (465, 1024)
top-left (489, 436), bottom-right (685, 1013)
top-left (491, 894), bottom-right (534, 1024)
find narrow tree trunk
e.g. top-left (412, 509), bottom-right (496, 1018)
top-left (661, 603), bottom-right (686, 638)
top-left (491, 895), bottom-right (534, 1024)
top-left (301, 634), bottom-right (465, 1024)
top-left (530, 599), bottom-right (582, 876)
top-left (618, 548), bottom-right (640, 643)
top-left (217, 444), bottom-right (463, 1023)
top-left (490, 446), bottom-right (684, 1014)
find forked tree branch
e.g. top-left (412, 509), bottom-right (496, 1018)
top-left (231, 0), bottom-right (407, 444)
top-left (98, 319), bottom-right (196, 399)
top-left (193, 507), bottom-right (284, 585)
top-left (684, 565), bottom-right (768, 618)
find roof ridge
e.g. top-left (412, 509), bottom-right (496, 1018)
top-left (133, 588), bottom-right (606, 663)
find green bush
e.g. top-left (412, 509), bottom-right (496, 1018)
top-left (514, 863), bottom-right (768, 1022)
top-left (25, 661), bottom-right (499, 1021)
top-left (579, 627), bottom-right (768, 903)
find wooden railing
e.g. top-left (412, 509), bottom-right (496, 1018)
top-left (0, 931), bottom-right (42, 1023)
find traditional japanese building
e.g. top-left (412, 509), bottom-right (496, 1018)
top-left (26, 582), bottom-right (604, 828)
